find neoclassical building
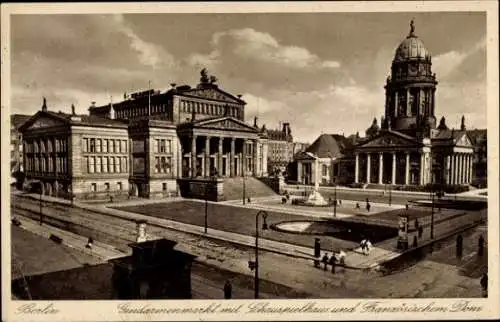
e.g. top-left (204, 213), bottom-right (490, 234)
top-left (354, 21), bottom-right (474, 186)
top-left (19, 70), bottom-right (270, 200)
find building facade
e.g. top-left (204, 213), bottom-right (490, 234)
top-left (266, 123), bottom-right (294, 176)
top-left (295, 134), bottom-right (355, 185)
top-left (354, 21), bottom-right (474, 186)
top-left (20, 70), bottom-right (269, 200)
top-left (11, 114), bottom-right (30, 175)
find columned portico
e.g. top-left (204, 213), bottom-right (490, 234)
top-left (177, 116), bottom-right (265, 178)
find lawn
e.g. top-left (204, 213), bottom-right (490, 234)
top-left (116, 201), bottom-right (394, 252)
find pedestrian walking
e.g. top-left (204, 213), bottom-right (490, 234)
top-left (360, 239), bottom-right (367, 255)
top-left (223, 280), bottom-right (232, 299)
top-left (355, 202), bottom-right (360, 209)
top-left (365, 240), bottom-right (373, 255)
top-left (405, 203), bottom-right (409, 210)
top-left (338, 199), bottom-right (342, 205)
top-left (338, 250), bottom-right (346, 266)
top-left (322, 253), bottom-right (329, 271)
top-left (366, 202), bottom-right (371, 212)
top-left (456, 234), bottom-right (463, 258)
top-left (478, 234), bottom-right (485, 256)
top-left (329, 254), bottom-right (336, 274)
top-left (480, 273), bottom-right (488, 297)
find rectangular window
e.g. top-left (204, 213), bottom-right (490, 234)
top-left (121, 140), bottom-right (127, 153)
top-left (117, 182), bottom-right (122, 191)
top-left (114, 140), bottom-right (120, 153)
top-left (83, 157), bottom-right (88, 173)
top-left (162, 183), bottom-right (167, 191)
top-left (89, 138), bottom-right (96, 152)
top-left (103, 139), bottom-right (108, 153)
top-left (103, 157), bottom-right (108, 173)
top-left (155, 157), bottom-right (160, 173)
top-left (104, 182), bottom-right (110, 191)
top-left (47, 139), bottom-right (53, 153)
top-left (91, 183), bottom-right (97, 192)
top-left (154, 139), bottom-right (159, 153)
top-left (109, 157), bottom-right (115, 173)
top-left (122, 157), bottom-right (127, 172)
top-left (89, 156), bottom-right (95, 173)
top-left (55, 139), bottom-right (60, 152)
top-left (96, 139), bottom-right (102, 153)
top-left (159, 139), bottom-right (166, 153)
top-left (96, 156), bottom-right (102, 173)
top-left (166, 140), bottom-right (171, 153)
top-left (115, 157), bottom-right (120, 173)
top-left (109, 140), bottom-right (114, 153)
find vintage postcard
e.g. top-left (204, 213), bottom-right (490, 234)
top-left (1, 1), bottom-right (499, 321)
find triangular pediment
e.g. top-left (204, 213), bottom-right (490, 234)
top-left (195, 117), bottom-right (258, 132)
top-left (455, 133), bottom-right (473, 147)
top-left (358, 131), bottom-right (418, 149)
top-left (182, 87), bottom-right (243, 104)
top-left (19, 112), bottom-right (69, 131)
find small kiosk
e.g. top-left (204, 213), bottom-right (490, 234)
top-left (397, 212), bottom-right (429, 250)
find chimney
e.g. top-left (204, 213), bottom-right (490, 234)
top-left (41, 97), bottom-right (48, 112)
top-left (460, 115), bottom-right (466, 131)
top-left (71, 104), bottom-right (76, 116)
top-left (254, 116), bottom-right (258, 127)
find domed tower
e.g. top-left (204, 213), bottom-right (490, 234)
top-left (384, 20), bottom-right (438, 137)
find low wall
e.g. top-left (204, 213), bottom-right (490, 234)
top-left (177, 178), bottom-right (225, 201)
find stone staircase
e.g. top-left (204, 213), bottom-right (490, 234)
top-left (223, 177), bottom-right (277, 201)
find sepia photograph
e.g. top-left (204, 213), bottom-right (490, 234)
top-left (2, 1), bottom-right (498, 321)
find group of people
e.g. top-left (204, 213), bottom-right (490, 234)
top-left (319, 251), bottom-right (346, 273)
top-left (360, 239), bottom-right (373, 255)
top-left (354, 199), bottom-right (371, 212)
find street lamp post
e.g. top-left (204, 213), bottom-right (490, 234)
top-left (389, 183), bottom-right (392, 206)
top-left (243, 173), bottom-right (246, 205)
top-left (430, 188), bottom-right (435, 239)
top-left (39, 182), bottom-right (43, 225)
top-left (333, 180), bottom-right (337, 217)
top-left (204, 181), bottom-right (209, 234)
top-left (254, 210), bottom-right (269, 299)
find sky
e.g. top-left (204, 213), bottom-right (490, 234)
top-left (10, 12), bottom-right (486, 143)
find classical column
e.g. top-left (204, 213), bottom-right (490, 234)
top-left (190, 135), bottom-right (197, 177)
top-left (366, 153), bottom-right (371, 184)
top-left (354, 153), bottom-right (359, 183)
top-left (230, 138), bottom-right (235, 177)
top-left (253, 139), bottom-right (258, 176)
top-left (242, 139), bottom-right (247, 176)
top-left (446, 155), bottom-right (451, 185)
top-left (450, 154), bottom-right (455, 185)
top-left (218, 137), bottom-right (223, 176)
top-left (391, 152), bottom-right (396, 184)
top-left (204, 136), bottom-right (210, 177)
top-left (378, 152), bottom-right (384, 184)
top-left (458, 154), bottom-right (462, 184)
top-left (419, 153), bottom-right (425, 185)
top-left (405, 152), bottom-right (410, 185)
top-left (468, 155), bottom-right (473, 183)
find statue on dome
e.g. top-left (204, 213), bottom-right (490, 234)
top-left (409, 19), bottom-right (415, 37)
